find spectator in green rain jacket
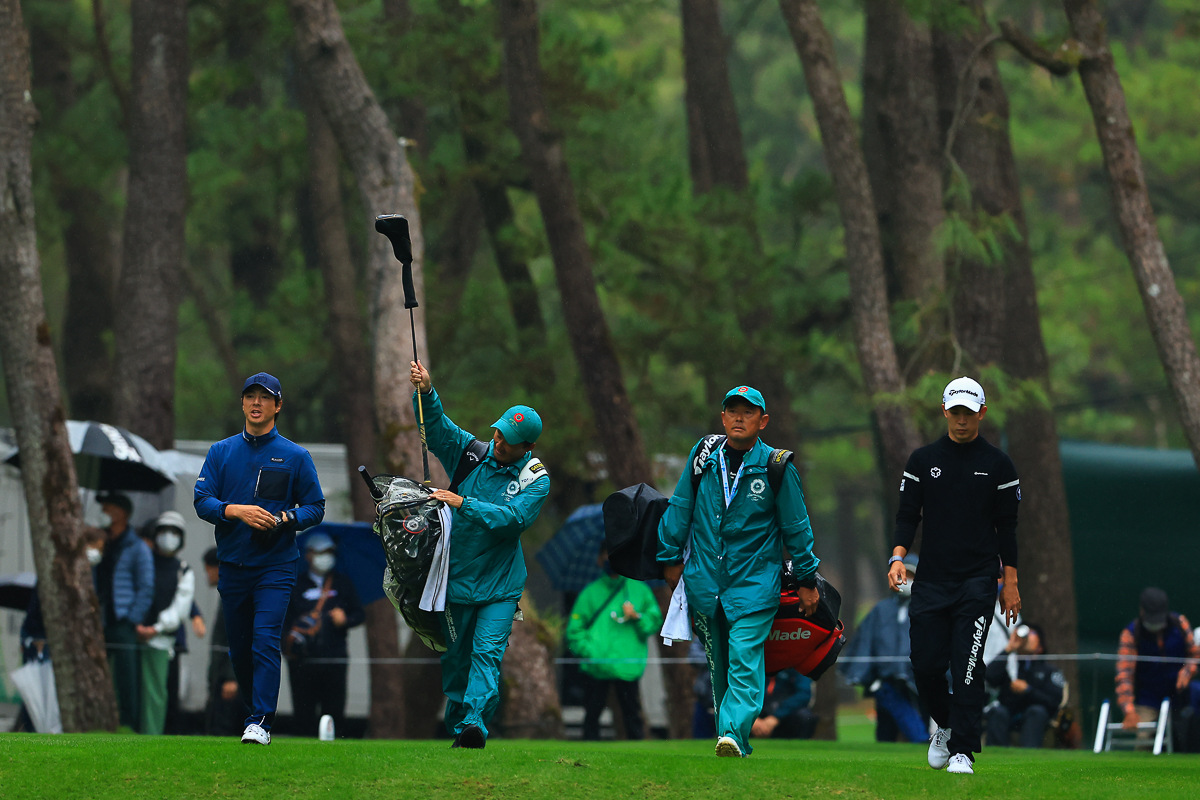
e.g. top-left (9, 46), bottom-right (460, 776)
top-left (566, 547), bottom-right (663, 740)
top-left (410, 361), bottom-right (550, 749)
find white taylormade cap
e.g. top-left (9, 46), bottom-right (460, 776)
top-left (943, 376), bottom-right (985, 411)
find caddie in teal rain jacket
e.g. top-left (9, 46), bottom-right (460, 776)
top-left (659, 385), bottom-right (820, 758)
top-left (409, 360), bottom-right (549, 749)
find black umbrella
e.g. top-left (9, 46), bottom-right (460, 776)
top-left (4, 420), bottom-right (175, 492)
top-left (0, 572), bottom-right (36, 611)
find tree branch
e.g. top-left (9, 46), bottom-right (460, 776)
top-left (998, 20), bottom-right (1076, 75)
top-left (92, 0), bottom-right (129, 131)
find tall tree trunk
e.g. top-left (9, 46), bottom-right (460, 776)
top-left (498, 594), bottom-right (563, 738)
top-left (653, 583), bottom-right (696, 739)
top-left (287, 0), bottom-right (447, 485)
top-left (681, 0), bottom-right (748, 194)
top-left (1062, 0), bottom-right (1200, 468)
top-left (860, 0), bottom-right (946, 378)
top-left (296, 66), bottom-right (406, 739)
top-left (0, 0), bottom-right (117, 731)
top-left (933, 1), bottom-right (1078, 695)
top-left (111, 0), bottom-right (189, 450)
top-left (497, 0), bottom-right (653, 490)
top-left (29, 5), bottom-right (117, 422)
top-left (835, 484), bottom-right (860, 637)
top-left (401, 631), bottom-right (443, 738)
top-left (778, 0), bottom-right (922, 484)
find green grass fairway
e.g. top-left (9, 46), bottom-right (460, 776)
top-left (1, 735), bottom-right (1197, 800)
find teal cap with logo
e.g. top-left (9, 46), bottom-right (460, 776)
top-left (492, 405), bottom-right (542, 444)
top-left (722, 385), bottom-right (766, 413)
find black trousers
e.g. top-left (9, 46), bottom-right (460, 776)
top-left (288, 661), bottom-right (348, 738)
top-left (909, 576), bottom-right (996, 758)
top-left (580, 673), bottom-right (645, 741)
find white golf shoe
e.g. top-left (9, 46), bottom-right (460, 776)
top-left (241, 723), bottom-right (271, 745)
top-left (927, 727), bottom-right (951, 769)
top-left (715, 736), bottom-right (743, 757)
top-left (946, 754), bottom-right (974, 774)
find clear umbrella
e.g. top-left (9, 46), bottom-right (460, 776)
top-left (9, 660), bottom-right (62, 734)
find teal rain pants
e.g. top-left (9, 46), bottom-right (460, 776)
top-left (439, 600), bottom-right (518, 739)
top-left (693, 604), bottom-right (775, 755)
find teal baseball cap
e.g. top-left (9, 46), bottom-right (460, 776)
top-left (492, 405), bottom-right (542, 444)
top-left (722, 385), bottom-right (767, 413)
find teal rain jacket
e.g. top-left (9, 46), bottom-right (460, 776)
top-left (415, 389), bottom-right (550, 605)
top-left (657, 437), bottom-right (819, 622)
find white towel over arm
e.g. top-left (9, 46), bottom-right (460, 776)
top-left (419, 505), bottom-right (454, 612)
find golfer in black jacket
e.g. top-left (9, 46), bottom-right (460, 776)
top-left (888, 377), bottom-right (1021, 775)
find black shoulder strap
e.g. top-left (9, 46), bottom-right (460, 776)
top-left (766, 448), bottom-right (795, 497)
top-left (690, 435), bottom-right (727, 496)
top-left (449, 439), bottom-right (491, 495)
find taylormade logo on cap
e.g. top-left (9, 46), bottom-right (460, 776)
top-left (942, 377), bottom-right (985, 411)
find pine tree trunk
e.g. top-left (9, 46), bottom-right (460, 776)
top-left (498, 599), bottom-right (563, 739)
top-left (497, 0), bottom-right (653, 490)
top-left (932, 4), bottom-right (1079, 696)
top-left (653, 583), bottom-right (697, 739)
top-left (111, 0), bottom-right (188, 450)
top-left (287, 0), bottom-right (447, 485)
top-left (1062, 0), bottom-right (1200, 468)
top-left (29, 6), bottom-right (117, 422)
top-left (778, 0), bottom-right (922, 483)
top-left (0, 0), bottom-right (117, 731)
top-left (860, 0), bottom-right (946, 352)
top-left (681, 0), bottom-right (749, 194)
top-left (297, 69), bottom-right (406, 738)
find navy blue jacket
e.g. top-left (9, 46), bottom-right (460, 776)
top-left (96, 526), bottom-right (155, 626)
top-left (840, 595), bottom-right (917, 694)
top-left (194, 427), bottom-right (326, 566)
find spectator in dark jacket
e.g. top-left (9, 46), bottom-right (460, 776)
top-left (202, 548), bottom-right (243, 736)
top-left (95, 492), bottom-right (154, 730)
top-left (283, 533), bottom-right (364, 737)
top-left (985, 623), bottom-right (1063, 747)
top-left (841, 554), bottom-right (929, 743)
top-left (751, 669), bottom-right (816, 739)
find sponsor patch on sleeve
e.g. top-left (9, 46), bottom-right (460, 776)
top-left (529, 463), bottom-right (546, 473)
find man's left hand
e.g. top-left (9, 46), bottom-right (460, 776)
top-left (329, 607), bottom-right (347, 627)
top-left (1000, 568), bottom-right (1021, 625)
top-left (1177, 671), bottom-right (1192, 692)
top-left (427, 489), bottom-right (464, 509)
top-left (1010, 678), bottom-right (1029, 694)
top-left (797, 585), bottom-right (819, 617)
top-left (192, 615), bottom-right (207, 638)
top-left (135, 624), bottom-right (157, 642)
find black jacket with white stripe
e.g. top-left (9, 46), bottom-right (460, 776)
top-left (893, 435), bottom-right (1020, 582)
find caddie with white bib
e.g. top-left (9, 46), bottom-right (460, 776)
top-left (408, 361), bottom-right (550, 749)
top-left (657, 385), bottom-right (821, 758)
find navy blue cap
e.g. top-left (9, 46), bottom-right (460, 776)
top-left (242, 372), bottom-right (282, 399)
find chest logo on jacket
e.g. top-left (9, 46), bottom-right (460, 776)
top-left (749, 478), bottom-right (766, 500)
top-left (506, 480), bottom-right (520, 497)
top-left (930, 467), bottom-right (942, 478)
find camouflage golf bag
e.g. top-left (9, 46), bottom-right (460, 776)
top-left (368, 473), bottom-right (447, 652)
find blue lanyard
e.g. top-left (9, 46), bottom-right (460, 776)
top-left (718, 449), bottom-right (744, 509)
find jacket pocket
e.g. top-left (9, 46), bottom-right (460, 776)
top-left (255, 467), bottom-right (291, 502)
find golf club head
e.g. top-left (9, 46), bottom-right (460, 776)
top-left (375, 214), bottom-right (418, 309)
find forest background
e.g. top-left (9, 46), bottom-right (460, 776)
top-left (1, 0), bottom-right (1198, 733)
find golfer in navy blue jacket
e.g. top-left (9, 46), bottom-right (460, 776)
top-left (194, 372), bottom-right (325, 745)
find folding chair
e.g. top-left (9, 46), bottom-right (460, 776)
top-left (1093, 697), bottom-right (1172, 754)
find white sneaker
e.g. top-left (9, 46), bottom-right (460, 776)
top-left (946, 754), bottom-right (974, 774)
top-left (241, 723), bottom-right (271, 745)
top-left (927, 727), bottom-right (951, 769)
top-left (715, 736), bottom-right (743, 757)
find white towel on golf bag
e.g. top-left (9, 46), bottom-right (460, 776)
top-left (660, 540), bottom-right (693, 646)
top-left (419, 505), bottom-right (454, 612)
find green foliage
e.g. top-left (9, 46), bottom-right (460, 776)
top-left (12, 0), bottom-right (1200, 532)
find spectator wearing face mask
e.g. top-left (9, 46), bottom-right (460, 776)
top-left (283, 533), bottom-right (364, 738)
top-left (840, 553), bottom-right (928, 743)
top-left (135, 511), bottom-right (196, 735)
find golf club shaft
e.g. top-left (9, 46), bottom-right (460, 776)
top-left (411, 310), bottom-right (431, 484)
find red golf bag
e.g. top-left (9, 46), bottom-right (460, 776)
top-left (764, 567), bottom-right (845, 680)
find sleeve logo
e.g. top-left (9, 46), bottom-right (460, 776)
top-left (930, 467), bottom-right (942, 478)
